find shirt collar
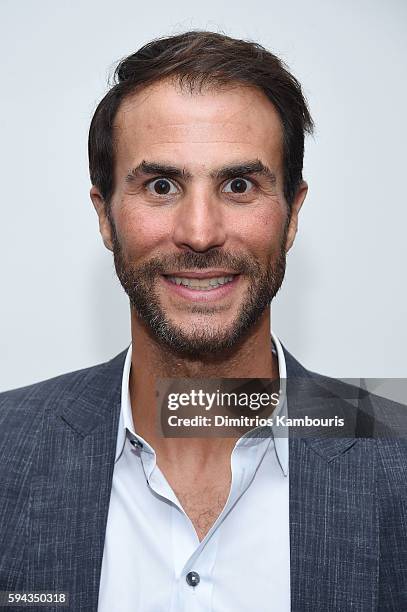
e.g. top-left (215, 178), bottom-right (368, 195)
top-left (114, 331), bottom-right (288, 475)
top-left (270, 331), bottom-right (288, 476)
top-left (114, 344), bottom-right (134, 463)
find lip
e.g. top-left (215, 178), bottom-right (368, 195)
top-left (161, 273), bottom-right (241, 302)
top-left (163, 270), bottom-right (239, 280)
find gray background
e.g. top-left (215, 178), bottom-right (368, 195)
top-left (1, 0), bottom-right (406, 391)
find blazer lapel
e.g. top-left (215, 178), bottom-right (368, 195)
top-left (285, 349), bottom-right (379, 611)
top-left (25, 350), bottom-right (127, 611)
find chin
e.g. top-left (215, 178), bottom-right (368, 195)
top-left (150, 319), bottom-right (249, 357)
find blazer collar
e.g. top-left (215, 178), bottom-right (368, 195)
top-left (57, 349), bottom-right (128, 438)
top-left (57, 343), bottom-right (360, 462)
top-left (283, 344), bottom-right (359, 460)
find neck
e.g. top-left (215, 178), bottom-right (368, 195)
top-left (128, 307), bottom-right (279, 465)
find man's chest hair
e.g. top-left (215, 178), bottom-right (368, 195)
top-left (172, 481), bottom-right (231, 542)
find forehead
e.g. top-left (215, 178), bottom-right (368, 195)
top-left (113, 79), bottom-right (284, 173)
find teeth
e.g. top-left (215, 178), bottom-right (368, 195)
top-left (167, 275), bottom-right (235, 289)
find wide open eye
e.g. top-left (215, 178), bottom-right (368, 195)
top-left (222, 178), bottom-right (255, 194)
top-left (146, 178), bottom-right (179, 196)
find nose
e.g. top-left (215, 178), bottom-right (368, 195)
top-left (172, 189), bottom-right (227, 252)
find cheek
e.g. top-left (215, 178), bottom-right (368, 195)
top-left (228, 204), bottom-right (288, 259)
top-left (112, 201), bottom-right (168, 259)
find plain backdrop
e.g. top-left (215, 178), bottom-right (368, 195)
top-left (1, 0), bottom-right (406, 391)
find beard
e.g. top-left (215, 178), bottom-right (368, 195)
top-left (111, 222), bottom-right (288, 358)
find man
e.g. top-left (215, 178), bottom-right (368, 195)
top-left (0, 31), bottom-right (405, 612)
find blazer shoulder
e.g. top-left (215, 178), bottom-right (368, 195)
top-left (283, 345), bottom-right (407, 448)
top-left (309, 369), bottom-right (407, 442)
top-left (0, 360), bottom-right (103, 413)
top-left (0, 349), bottom-right (128, 453)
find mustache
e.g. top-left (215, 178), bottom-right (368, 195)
top-left (116, 248), bottom-right (262, 279)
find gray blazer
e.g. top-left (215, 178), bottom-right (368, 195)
top-left (0, 347), bottom-right (406, 611)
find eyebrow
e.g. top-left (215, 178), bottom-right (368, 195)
top-left (125, 159), bottom-right (276, 185)
top-left (125, 161), bottom-right (192, 183)
top-left (211, 160), bottom-right (276, 184)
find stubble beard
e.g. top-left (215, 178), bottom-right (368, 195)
top-left (111, 221), bottom-right (288, 358)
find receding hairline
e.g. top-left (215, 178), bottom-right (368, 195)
top-left (112, 75), bottom-right (284, 138)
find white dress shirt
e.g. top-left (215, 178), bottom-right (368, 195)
top-left (98, 332), bottom-right (290, 612)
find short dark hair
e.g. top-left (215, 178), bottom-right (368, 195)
top-left (88, 31), bottom-right (314, 208)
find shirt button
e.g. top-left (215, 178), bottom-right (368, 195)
top-left (185, 571), bottom-right (200, 587)
top-left (130, 438), bottom-right (143, 449)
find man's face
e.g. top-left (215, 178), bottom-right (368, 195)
top-left (92, 80), bottom-right (306, 356)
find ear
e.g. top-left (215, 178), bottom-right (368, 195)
top-left (90, 186), bottom-right (114, 251)
top-left (285, 180), bottom-right (308, 252)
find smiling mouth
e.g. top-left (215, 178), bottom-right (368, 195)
top-left (164, 275), bottom-right (235, 290)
